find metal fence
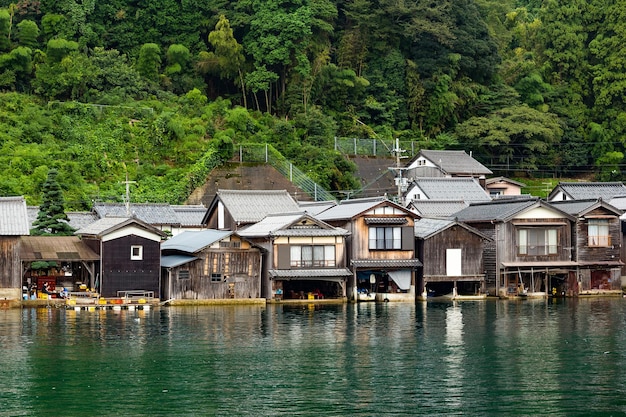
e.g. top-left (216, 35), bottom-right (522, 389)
top-left (237, 144), bottom-right (335, 201)
top-left (334, 137), bottom-right (420, 157)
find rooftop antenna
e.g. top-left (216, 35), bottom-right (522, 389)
top-left (388, 138), bottom-right (408, 203)
top-left (121, 166), bottom-right (137, 217)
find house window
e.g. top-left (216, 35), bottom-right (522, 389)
top-left (518, 228), bottom-right (557, 255)
top-left (130, 245), bottom-right (143, 260)
top-left (290, 245), bottom-right (335, 267)
top-left (178, 270), bottom-right (190, 280)
top-left (211, 273), bottom-right (223, 282)
top-left (369, 227), bottom-right (401, 249)
top-left (588, 219), bottom-right (610, 246)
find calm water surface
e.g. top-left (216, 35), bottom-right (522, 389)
top-left (2, 299), bottom-right (626, 416)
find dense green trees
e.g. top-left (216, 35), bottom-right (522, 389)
top-left (1, 0), bottom-right (626, 205)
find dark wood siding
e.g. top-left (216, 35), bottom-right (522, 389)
top-left (101, 235), bottom-right (161, 298)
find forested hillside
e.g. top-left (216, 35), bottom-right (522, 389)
top-left (0, 0), bottom-right (624, 209)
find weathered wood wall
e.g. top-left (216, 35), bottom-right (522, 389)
top-left (421, 225), bottom-right (485, 278)
top-left (0, 237), bottom-right (21, 298)
top-left (168, 248), bottom-right (261, 300)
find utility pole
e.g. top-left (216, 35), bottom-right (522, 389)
top-left (122, 170), bottom-right (137, 217)
top-left (388, 138), bottom-right (408, 203)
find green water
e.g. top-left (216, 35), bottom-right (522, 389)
top-left (2, 299), bottom-right (626, 416)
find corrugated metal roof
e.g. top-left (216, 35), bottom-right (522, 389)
top-left (411, 178), bottom-right (491, 201)
top-left (93, 203), bottom-right (181, 226)
top-left (20, 236), bottom-right (99, 261)
top-left (161, 254), bottom-right (198, 268)
top-left (161, 230), bottom-right (232, 253)
top-left (0, 196), bottom-right (30, 235)
top-left (298, 200), bottom-right (337, 215)
top-left (216, 189), bottom-right (300, 223)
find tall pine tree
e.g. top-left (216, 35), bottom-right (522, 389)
top-left (31, 169), bottom-right (75, 236)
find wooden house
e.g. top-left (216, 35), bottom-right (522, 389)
top-left (75, 217), bottom-right (166, 298)
top-left (161, 230), bottom-right (262, 300)
top-left (317, 197), bottom-right (421, 302)
top-left (93, 203), bottom-right (182, 236)
top-left (548, 182), bottom-right (626, 202)
top-left (405, 149), bottom-right (492, 180)
top-left (453, 198), bottom-right (576, 298)
top-left (237, 212), bottom-right (351, 300)
top-left (414, 218), bottom-right (491, 299)
top-left (550, 199), bottom-right (623, 295)
top-left (404, 177), bottom-right (491, 206)
top-left (202, 189), bottom-right (301, 230)
top-left (0, 196), bottom-right (30, 301)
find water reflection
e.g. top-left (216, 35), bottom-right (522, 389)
top-left (444, 303), bottom-right (464, 410)
top-left (2, 300), bottom-right (626, 415)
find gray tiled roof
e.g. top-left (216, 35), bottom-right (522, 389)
top-left (93, 203), bottom-right (181, 226)
top-left (74, 216), bottom-right (133, 236)
top-left (171, 205), bottom-right (207, 227)
top-left (238, 212), bottom-right (348, 237)
top-left (413, 150), bottom-right (492, 175)
top-left (351, 259), bottom-right (423, 268)
top-left (215, 189), bottom-right (300, 223)
top-left (550, 199), bottom-right (622, 216)
top-left (550, 182), bottom-right (626, 201)
top-left (486, 176), bottom-right (526, 187)
top-left (269, 268), bottom-right (353, 278)
top-left (411, 178), bottom-right (491, 201)
top-left (316, 197), bottom-right (390, 221)
top-left (28, 207), bottom-right (98, 231)
top-left (161, 230), bottom-right (232, 253)
top-left (0, 196), bottom-right (29, 235)
top-left (414, 218), bottom-right (454, 239)
top-left (409, 200), bottom-right (469, 218)
top-left (74, 216), bottom-right (165, 238)
top-left (453, 198), bottom-right (542, 222)
top-left (414, 218), bottom-right (491, 241)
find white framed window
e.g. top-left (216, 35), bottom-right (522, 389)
top-left (369, 226), bottom-right (401, 249)
top-left (588, 219), bottom-right (610, 247)
top-left (518, 228), bottom-right (557, 255)
top-left (130, 245), bottom-right (143, 260)
top-left (290, 245), bottom-right (336, 267)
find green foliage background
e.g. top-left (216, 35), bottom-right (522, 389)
top-left (0, 0), bottom-right (624, 208)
